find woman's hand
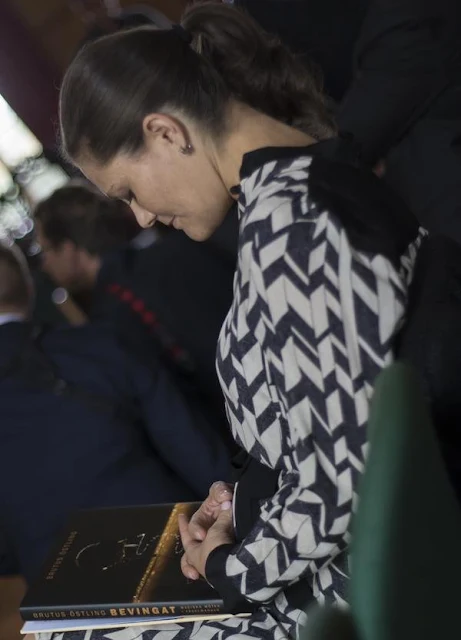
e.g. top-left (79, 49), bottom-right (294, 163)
top-left (179, 500), bottom-right (235, 580)
top-left (179, 481), bottom-right (234, 580)
top-left (188, 481), bottom-right (234, 541)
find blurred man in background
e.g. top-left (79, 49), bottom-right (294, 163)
top-left (34, 184), bottom-right (235, 443)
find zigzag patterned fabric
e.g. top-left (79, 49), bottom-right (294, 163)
top-left (216, 152), bottom-right (421, 603)
top-left (46, 152), bottom-right (421, 640)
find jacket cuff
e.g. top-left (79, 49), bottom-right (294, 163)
top-left (205, 544), bottom-right (257, 614)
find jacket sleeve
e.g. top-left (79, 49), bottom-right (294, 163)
top-left (207, 201), bottom-right (405, 607)
top-left (127, 354), bottom-right (233, 498)
top-left (338, 0), bottom-right (451, 164)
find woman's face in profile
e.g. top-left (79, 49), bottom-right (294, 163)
top-left (78, 117), bottom-right (234, 242)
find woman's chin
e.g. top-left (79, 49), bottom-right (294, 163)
top-left (182, 225), bottom-right (216, 242)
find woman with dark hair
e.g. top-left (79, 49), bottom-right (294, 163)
top-left (54, 3), bottom-right (423, 639)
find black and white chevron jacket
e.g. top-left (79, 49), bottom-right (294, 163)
top-left (207, 140), bottom-right (423, 620)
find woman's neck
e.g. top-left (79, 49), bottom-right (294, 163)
top-left (212, 102), bottom-right (317, 193)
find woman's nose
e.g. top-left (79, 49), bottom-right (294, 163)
top-left (130, 201), bottom-right (157, 228)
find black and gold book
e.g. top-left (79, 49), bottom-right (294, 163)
top-left (21, 502), bottom-right (247, 627)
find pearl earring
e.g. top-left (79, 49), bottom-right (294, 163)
top-left (180, 143), bottom-right (194, 155)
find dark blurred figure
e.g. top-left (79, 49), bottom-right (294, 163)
top-left (34, 185), bottom-right (235, 442)
top-left (338, 0), bottom-right (461, 243)
top-left (235, 0), bottom-right (368, 103)
top-left (69, 0), bottom-right (171, 44)
top-left (0, 241), bottom-right (232, 581)
top-left (238, 0), bottom-right (461, 241)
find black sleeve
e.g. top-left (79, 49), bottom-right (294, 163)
top-left (206, 544), bottom-right (258, 614)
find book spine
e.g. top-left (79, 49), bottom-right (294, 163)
top-left (21, 600), bottom-right (225, 621)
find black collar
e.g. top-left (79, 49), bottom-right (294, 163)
top-left (238, 135), bottom-right (361, 183)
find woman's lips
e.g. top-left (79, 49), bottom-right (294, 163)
top-left (149, 215), bottom-right (179, 229)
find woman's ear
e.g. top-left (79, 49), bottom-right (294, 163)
top-left (142, 113), bottom-right (190, 153)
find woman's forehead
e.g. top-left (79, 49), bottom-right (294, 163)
top-left (77, 155), bottom-right (125, 198)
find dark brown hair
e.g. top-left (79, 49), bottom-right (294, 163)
top-left (60, 1), bottom-right (335, 164)
top-left (0, 243), bottom-right (30, 311)
top-left (34, 184), bottom-right (140, 256)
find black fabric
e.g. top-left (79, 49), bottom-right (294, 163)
top-left (231, 450), bottom-right (280, 543)
top-left (206, 543), bottom-right (258, 614)
top-left (384, 79), bottom-right (461, 245)
top-left (238, 137), bottom-right (362, 181)
top-left (339, 0), bottom-right (461, 164)
top-left (306, 156), bottom-right (418, 268)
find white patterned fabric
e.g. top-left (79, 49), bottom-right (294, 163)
top-left (44, 150), bottom-right (421, 640)
top-left (214, 153), bottom-right (421, 612)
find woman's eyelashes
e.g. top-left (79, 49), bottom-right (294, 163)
top-left (121, 190), bottom-right (135, 205)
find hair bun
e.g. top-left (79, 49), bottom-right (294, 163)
top-left (171, 24), bottom-right (193, 45)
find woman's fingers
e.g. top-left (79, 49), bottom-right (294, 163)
top-left (180, 551), bottom-right (200, 581)
top-left (209, 481), bottom-right (234, 503)
top-left (179, 514), bottom-right (201, 579)
top-left (188, 482), bottom-right (234, 541)
top-left (188, 503), bottom-right (215, 541)
top-left (187, 482), bottom-right (234, 541)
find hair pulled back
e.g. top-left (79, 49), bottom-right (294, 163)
top-left (60, 1), bottom-right (335, 165)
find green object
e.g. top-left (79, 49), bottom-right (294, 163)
top-left (301, 362), bottom-right (461, 640)
top-left (302, 605), bottom-right (358, 639)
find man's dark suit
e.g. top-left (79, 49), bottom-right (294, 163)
top-left (0, 321), bottom-right (231, 581)
top-left (240, 0), bottom-right (461, 241)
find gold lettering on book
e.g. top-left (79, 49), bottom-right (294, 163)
top-left (109, 607), bottom-right (177, 617)
top-left (68, 610), bottom-right (107, 617)
top-left (45, 531), bottom-right (78, 581)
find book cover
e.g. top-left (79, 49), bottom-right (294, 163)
top-left (21, 502), bottom-right (239, 622)
top-left (21, 614), bottom-right (253, 635)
